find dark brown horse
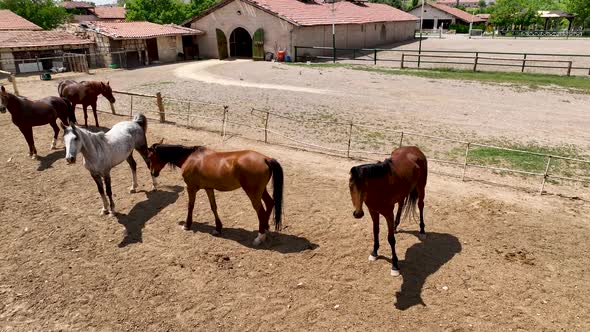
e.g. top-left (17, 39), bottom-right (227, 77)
top-left (147, 143), bottom-right (284, 246)
top-left (58, 80), bottom-right (116, 127)
top-left (0, 86), bottom-right (76, 159)
top-left (349, 146), bottom-right (428, 277)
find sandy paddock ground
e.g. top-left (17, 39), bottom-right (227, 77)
top-left (0, 60), bottom-right (589, 331)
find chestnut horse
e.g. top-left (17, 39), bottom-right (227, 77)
top-left (349, 146), bottom-right (428, 277)
top-left (0, 86), bottom-right (75, 159)
top-left (147, 143), bottom-right (284, 246)
top-left (58, 80), bottom-right (116, 127)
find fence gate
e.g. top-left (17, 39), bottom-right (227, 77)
top-left (63, 53), bottom-right (89, 73)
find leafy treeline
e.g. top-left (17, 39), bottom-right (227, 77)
top-left (124, 0), bottom-right (219, 25)
top-left (0, 0), bottom-right (69, 30)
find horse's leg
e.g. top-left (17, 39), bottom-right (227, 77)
top-left (369, 209), bottom-right (380, 262)
top-left (205, 189), bottom-right (223, 235)
top-left (49, 120), bottom-right (59, 150)
top-left (91, 102), bottom-right (99, 127)
top-left (19, 126), bottom-right (37, 159)
top-left (91, 173), bottom-right (109, 215)
top-left (104, 173), bottom-right (116, 215)
top-left (82, 105), bottom-right (89, 127)
top-left (136, 144), bottom-right (157, 191)
top-left (394, 200), bottom-right (404, 233)
top-left (417, 186), bottom-right (426, 239)
top-left (247, 189), bottom-right (268, 246)
top-left (184, 186), bottom-right (199, 231)
top-left (261, 189), bottom-right (274, 229)
top-left (385, 213), bottom-right (400, 277)
top-left (126, 154), bottom-right (138, 193)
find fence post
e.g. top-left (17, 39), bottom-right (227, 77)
top-left (187, 101), bottom-right (191, 126)
top-left (35, 57), bottom-right (41, 72)
top-left (294, 46), bottom-right (298, 62)
top-left (417, 53), bottom-right (421, 68)
top-left (264, 111), bottom-right (270, 143)
top-left (399, 131), bottom-right (404, 147)
top-left (130, 95), bottom-right (134, 118)
top-left (333, 46), bottom-right (336, 64)
top-left (346, 121), bottom-right (353, 158)
top-left (567, 61), bottom-right (572, 76)
top-left (221, 106), bottom-right (228, 138)
top-left (401, 54), bottom-right (405, 69)
top-left (156, 92), bottom-right (165, 123)
top-left (539, 156), bottom-right (552, 194)
top-left (374, 49), bottom-right (377, 65)
top-left (473, 52), bottom-right (479, 72)
top-left (462, 143), bottom-right (471, 181)
top-left (9, 75), bottom-right (19, 96)
top-left (521, 54), bottom-right (527, 73)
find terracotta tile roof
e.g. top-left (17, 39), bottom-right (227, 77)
top-left (91, 6), bottom-right (126, 19)
top-left (0, 10), bottom-right (42, 31)
top-left (429, 3), bottom-right (485, 23)
top-left (88, 21), bottom-right (204, 40)
top-left (73, 14), bottom-right (98, 23)
top-left (0, 30), bottom-right (94, 48)
top-left (188, 0), bottom-right (418, 26)
top-left (59, 1), bottom-right (95, 9)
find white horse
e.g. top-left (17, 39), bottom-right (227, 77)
top-left (62, 113), bottom-right (157, 216)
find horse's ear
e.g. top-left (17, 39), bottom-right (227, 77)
top-left (0, 86), bottom-right (5, 93)
top-left (59, 121), bottom-right (66, 130)
top-left (107, 81), bottom-right (110, 86)
top-left (158, 138), bottom-right (164, 144)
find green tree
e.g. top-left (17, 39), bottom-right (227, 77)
top-left (189, 0), bottom-right (219, 17)
top-left (489, 0), bottom-right (543, 29)
top-left (370, 0), bottom-right (403, 9)
top-left (0, 0), bottom-right (69, 30)
top-left (478, 0), bottom-right (486, 9)
top-left (125, 0), bottom-right (191, 24)
top-left (567, 0), bottom-right (590, 28)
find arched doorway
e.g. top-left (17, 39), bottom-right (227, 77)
top-left (229, 27), bottom-right (252, 58)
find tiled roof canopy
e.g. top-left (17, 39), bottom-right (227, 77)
top-left (428, 3), bottom-right (485, 23)
top-left (88, 21), bottom-right (204, 39)
top-left (0, 10), bottom-right (42, 31)
top-left (0, 30), bottom-right (94, 48)
top-left (189, 0), bottom-right (418, 26)
top-left (91, 6), bottom-right (126, 19)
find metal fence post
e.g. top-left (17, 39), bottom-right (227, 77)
top-left (264, 111), bottom-right (270, 143)
top-left (401, 54), bottom-right (405, 69)
top-left (473, 52), bottom-right (479, 72)
top-left (539, 156), bottom-right (552, 194)
top-left (9, 75), bottom-right (19, 96)
top-left (462, 143), bottom-right (471, 181)
top-left (346, 121), bottom-right (353, 158)
top-left (521, 54), bottom-right (527, 73)
top-left (399, 131), bottom-right (404, 147)
top-left (130, 95), bottom-right (134, 118)
top-left (417, 53), bottom-right (421, 68)
top-left (156, 92), bottom-right (165, 123)
top-left (374, 49), bottom-right (377, 65)
top-left (187, 101), bottom-right (191, 126)
top-left (567, 61), bottom-right (572, 76)
top-left (221, 106), bottom-right (228, 138)
top-left (333, 46), bottom-right (336, 64)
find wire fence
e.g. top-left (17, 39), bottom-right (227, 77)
top-left (294, 46), bottom-right (590, 76)
top-left (91, 89), bottom-right (590, 197)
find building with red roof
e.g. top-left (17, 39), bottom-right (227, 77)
top-left (408, 2), bottom-right (484, 30)
top-left (184, 0), bottom-right (418, 60)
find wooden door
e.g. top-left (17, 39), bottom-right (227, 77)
top-left (252, 28), bottom-right (264, 61)
top-left (146, 38), bottom-right (159, 63)
top-left (216, 29), bottom-right (228, 60)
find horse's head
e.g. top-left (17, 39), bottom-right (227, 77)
top-left (0, 86), bottom-right (8, 114)
top-left (101, 81), bottom-right (116, 104)
top-left (147, 139), bottom-right (166, 177)
top-left (349, 166), bottom-right (366, 219)
top-left (61, 122), bottom-right (82, 164)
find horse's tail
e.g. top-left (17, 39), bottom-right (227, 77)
top-left (133, 113), bottom-right (148, 133)
top-left (62, 98), bottom-right (76, 125)
top-left (266, 158), bottom-right (284, 232)
top-left (402, 187), bottom-right (419, 221)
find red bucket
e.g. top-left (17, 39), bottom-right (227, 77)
top-left (277, 50), bottom-right (286, 62)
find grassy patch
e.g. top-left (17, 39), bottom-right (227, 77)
top-left (289, 63), bottom-right (590, 93)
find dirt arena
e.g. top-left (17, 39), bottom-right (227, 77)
top-left (1, 60), bottom-right (589, 331)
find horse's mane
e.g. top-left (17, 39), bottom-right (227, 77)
top-left (350, 158), bottom-right (392, 187)
top-left (153, 144), bottom-right (205, 167)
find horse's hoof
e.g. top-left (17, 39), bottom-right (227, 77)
top-left (391, 269), bottom-right (401, 277)
top-left (100, 208), bottom-right (108, 215)
top-left (129, 188), bottom-right (137, 194)
top-left (369, 255), bottom-right (378, 262)
top-left (31, 154), bottom-right (38, 160)
top-left (151, 186), bottom-right (157, 192)
top-left (182, 225), bottom-right (190, 231)
top-left (418, 233), bottom-right (426, 240)
top-left (252, 232), bottom-right (267, 246)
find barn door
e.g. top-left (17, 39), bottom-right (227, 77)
top-left (252, 28), bottom-right (264, 61)
top-left (216, 29), bottom-right (228, 60)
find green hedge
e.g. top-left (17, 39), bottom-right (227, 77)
top-left (449, 23), bottom-right (486, 34)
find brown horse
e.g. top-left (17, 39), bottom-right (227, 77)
top-left (58, 80), bottom-right (116, 127)
top-left (147, 143), bottom-right (284, 246)
top-left (349, 146), bottom-right (428, 277)
top-left (0, 86), bottom-right (76, 159)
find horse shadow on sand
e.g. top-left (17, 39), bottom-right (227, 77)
top-left (116, 185), bottom-right (183, 247)
top-left (37, 149), bottom-right (65, 171)
top-left (392, 230), bottom-right (462, 310)
top-left (187, 222), bottom-right (318, 254)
